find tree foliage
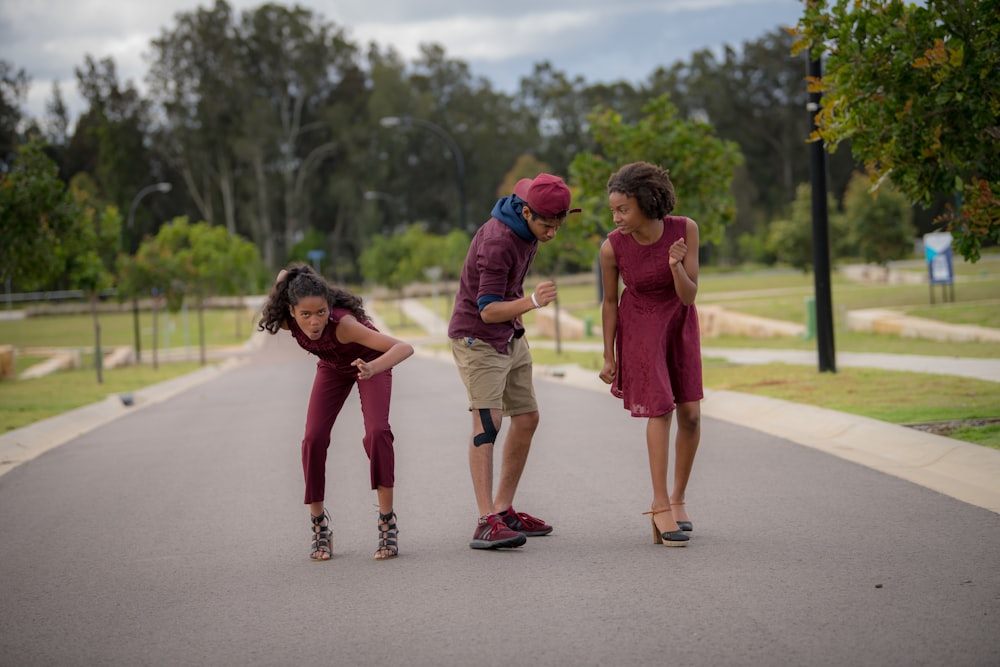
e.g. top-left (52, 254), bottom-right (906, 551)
top-left (842, 172), bottom-right (914, 266)
top-left (1, 60), bottom-right (30, 171)
top-left (570, 94), bottom-right (744, 258)
top-left (358, 225), bottom-right (469, 292)
top-left (0, 141), bottom-right (81, 288)
top-left (6, 12), bottom-right (907, 291)
top-left (74, 56), bottom-right (155, 215)
top-left (794, 0), bottom-right (1000, 261)
top-left (766, 183), bottom-right (848, 273)
top-left (60, 191), bottom-right (122, 384)
top-left (118, 216), bottom-right (265, 363)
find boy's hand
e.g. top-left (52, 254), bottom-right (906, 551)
top-left (532, 280), bottom-right (557, 307)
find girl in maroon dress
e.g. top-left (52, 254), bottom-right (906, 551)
top-left (598, 162), bottom-right (703, 547)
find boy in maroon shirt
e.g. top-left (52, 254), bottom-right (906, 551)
top-left (448, 173), bottom-right (580, 549)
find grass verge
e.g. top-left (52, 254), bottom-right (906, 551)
top-left (1, 361), bottom-right (205, 433)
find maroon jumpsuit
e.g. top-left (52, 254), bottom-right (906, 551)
top-left (288, 308), bottom-right (395, 503)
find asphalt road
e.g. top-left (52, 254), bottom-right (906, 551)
top-left (1, 333), bottom-right (998, 666)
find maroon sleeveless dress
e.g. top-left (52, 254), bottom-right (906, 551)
top-left (608, 216), bottom-right (703, 417)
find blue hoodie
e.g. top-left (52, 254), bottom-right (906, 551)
top-left (490, 194), bottom-right (536, 242)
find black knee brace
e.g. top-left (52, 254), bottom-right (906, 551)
top-left (473, 408), bottom-right (498, 447)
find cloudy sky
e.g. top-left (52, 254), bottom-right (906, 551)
top-left (1, 0), bottom-right (805, 121)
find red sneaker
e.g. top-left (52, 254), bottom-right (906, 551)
top-left (470, 514), bottom-right (527, 549)
top-left (500, 506), bottom-right (553, 537)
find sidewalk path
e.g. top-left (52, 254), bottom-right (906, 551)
top-left (400, 297), bottom-right (1000, 382)
top-left (700, 346), bottom-right (1000, 383)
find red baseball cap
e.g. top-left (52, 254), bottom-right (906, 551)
top-left (514, 173), bottom-right (582, 219)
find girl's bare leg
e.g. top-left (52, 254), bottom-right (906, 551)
top-left (647, 413), bottom-right (679, 534)
top-left (670, 401), bottom-right (701, 525)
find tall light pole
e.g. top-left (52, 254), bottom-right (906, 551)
top-left (380, 115), bottom-right (466, 231)
top-left (126, 182), bottom-right (172, 363)
top-left (806, 56), bottom-right (836, 373)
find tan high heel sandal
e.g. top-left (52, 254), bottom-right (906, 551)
top-left (643, 508), bottom-right (689, 547)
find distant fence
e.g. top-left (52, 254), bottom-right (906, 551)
top-left (3, 288), bottom-right (118, 305)
top-left (3, 289), bottom-right (256, 317)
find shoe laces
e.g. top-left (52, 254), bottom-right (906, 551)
top-left (508, 509), bottom-right (542, 529)
top-left (480, 516), bottom-right (511, 539)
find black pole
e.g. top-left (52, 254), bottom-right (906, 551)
top-left (807, 56), bottom-right (836, 373)
top-left (126, 182), bottom-right (171, 364)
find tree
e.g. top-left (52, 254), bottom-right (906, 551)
top-left (0, 141), bottom-right (81, 289)
top-left (766, 183), bottom-right (848, 272)
top-left (74, 55), bottom-right (155, 216)
top-left (794, 0), bottom-right (1000, 261)
top-left (842, 172), bottom-right (914, 267)
top-left (117, 226), bottom-right (181, 371)
top-left (1, 60), bottom-right (29, 171)
top-left (239, 3), bottom-right (357, 251)
top-left (359, 228), bottom-right (420, 326)
top-left (146, 0), bottom-right (245, 236)
top-left (558, 95), bottom-right (738, 352)
top-left (517, 62), bottom-right (596, 176)
top-left (570, 94), bottom-right (744, 251)
top-left (62, 194), bottom-right (122, 383)
top-left (142, 217), bottom-right (266, 365)
top-left (147, 0), bottom-right (365, 270)
top-left (642, 30), bottom-right (863, 265)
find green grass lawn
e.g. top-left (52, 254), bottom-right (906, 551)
top-left (0, 308), bottom-right (259, 350)
top-left (1, 361), bottom-right (205, 432)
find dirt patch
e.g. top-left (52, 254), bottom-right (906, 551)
top-left (905, 418), bottom-right (1000, 436)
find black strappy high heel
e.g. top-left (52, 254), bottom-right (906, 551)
top-left (310, 509), bottom-right (332, 561)
top-left (374, 510), bottom-right (398, 561)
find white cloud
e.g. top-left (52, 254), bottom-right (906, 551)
top-left (3, 0), bottom-right (805, 121)
top-left (351, 10), bottom-right (601, 64)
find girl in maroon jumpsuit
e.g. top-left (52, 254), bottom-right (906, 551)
top-left (258, 264), bottom-right (413, 561)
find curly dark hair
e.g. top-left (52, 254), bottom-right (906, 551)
top-left (606, 161), bottom-right (676, 220)
top-left (257, 263), bottom-right (368, 334)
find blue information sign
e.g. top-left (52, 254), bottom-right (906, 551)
top-left (923, 232), bottom-right (954, 285)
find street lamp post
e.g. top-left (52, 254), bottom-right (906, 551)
top-left (126, 182), bottom-right (172, 363)
top-left (380, 116), bottom-right (466, 230)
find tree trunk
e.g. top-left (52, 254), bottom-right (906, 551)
top-left (132, 296), bottom-right (142, 363)
top-left (152, 298), bottom-right (160, 371)
top-left (235, 292), bottom-right (244, 340)
top-left (91, 293), bottom-right (103, 384)
top-left (218, 154), bottom-right (237, 235)
top-left (180, 163), bottom-right (211, 224)
top-left (198, 302), bottom-right (207, 366)
top-left (251, 150), bottom-right (275, 269)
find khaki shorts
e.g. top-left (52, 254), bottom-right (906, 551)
top-left (451, 336), bottom-right (538, 416)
